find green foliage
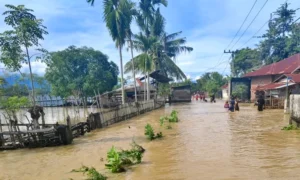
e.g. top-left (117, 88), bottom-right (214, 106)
top-left (71, 166), bottom-right (107, 180)
top-left (145, 124), bottom-right (155, 140)
top-left (282, 124), bottom-right (298, 131)
top-left (159, 110), bottom-right (179, 130)
top-left (232, 84), bottom-right (248, 100)
top-left (45, 46), bottom-right (119, 98)
top-left (144, 123), bottom-right (163, 140)
top-left (234, 3), bottom-right (300, 74)
top-left (194, 72), bottom-right (226, 94)
top-left (231, 48), bottom-right (261, 77)
top-left (169, 110), bottom-right (178, 122)
top-left (105, 146), bottom-right (126, 173)
top-left (105, 142), bottom-right (145, 173)
top-left (1, 96), bottom-right (30, 111)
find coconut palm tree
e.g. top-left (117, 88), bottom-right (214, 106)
top-left (124, 33), bottom-right (187, 100)
top-left (125, 1), bottom-right (139, 102)
top-left (137, 0), bottom-right (168, 37)
top-left (101, 0), bottom-right (133, 104)
top-left (161, 31), bottom-right (193, 60)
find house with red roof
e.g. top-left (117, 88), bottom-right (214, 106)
top-left (243, 53), bottom-right (300, 107)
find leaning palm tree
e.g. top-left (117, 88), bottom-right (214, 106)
top-left (102, 0), bottom-right (132, 104)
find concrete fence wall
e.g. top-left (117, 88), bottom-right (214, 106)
top-left (289, 95), bottom-right (300, 126)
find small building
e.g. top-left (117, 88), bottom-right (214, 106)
top-left (170, 85), bottom-right (191, 103)
top-left (243, 53), bottom-right (300, 102)
top-left (221, 84), bottom-right (229, 100)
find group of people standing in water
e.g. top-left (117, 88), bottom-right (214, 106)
top-left (192, 92), bottom-right (216, 103)
top-left (192, 92), bottom-right (265, 112)
top-left (224, 97), bottom-right (239, 112)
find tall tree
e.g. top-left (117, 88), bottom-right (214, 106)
top-left (45, 46), bottom-right (119, 103)
top-left (258, 2), bottom-right (296, 64)
top-left (125, 0), bottom-right (139, 102)
top-left (101, 0), bottom-right (133, 104)
top-left (231, 48), bottom-right (262, 77)
top-left (0, 4), bottom-right (48, 105)
top-left (161, 31), bottom-right (193, 60)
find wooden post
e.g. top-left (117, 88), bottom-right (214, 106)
top-left (0, 117), bottom-right (3, 146)
top-left (66, 115), bottom-right (71, 130)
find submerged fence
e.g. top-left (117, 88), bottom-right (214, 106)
top-left (0, 99), bottom-right (165, 150)
top-left (87, 99), bottom-right (165, 129)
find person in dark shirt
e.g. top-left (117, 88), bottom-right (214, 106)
top-left (229, 97), bottom-right (235, 112)
top-left (257, 95), bottom-right (265, 111)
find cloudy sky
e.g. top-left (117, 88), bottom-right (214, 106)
top-left (0, 0), bottom-right (300, 80)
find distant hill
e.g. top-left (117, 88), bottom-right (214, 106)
top-left (2, 74), bottom-right (49, 90)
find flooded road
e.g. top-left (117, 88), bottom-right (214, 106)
top-left (1, 101), bottom-right (300, 180)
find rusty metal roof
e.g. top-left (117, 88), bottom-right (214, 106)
top-left (243, 54), bottom-right (300, 77)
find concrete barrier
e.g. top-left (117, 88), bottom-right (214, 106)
top-left (289, 95), bottom-right (300, 126)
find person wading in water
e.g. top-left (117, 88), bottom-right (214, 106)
top-left (257, 95), bottom-right (265, 111)
top-left (229, 97), bottom-right (235, 112)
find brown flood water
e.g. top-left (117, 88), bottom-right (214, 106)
top-left (1, 101), bottom-right (300, 180)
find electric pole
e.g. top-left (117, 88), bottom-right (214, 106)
top-left (224, 50), bottom-right (236, 77)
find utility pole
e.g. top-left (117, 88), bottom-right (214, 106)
top-left (224, 50), bottom-right (236, 77)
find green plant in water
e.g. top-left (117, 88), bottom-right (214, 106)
top-left (159, 116), bottom-right (166, 126)
top-left (282, 124), bottom-right (298, 130)
top-left (105, 142), bottom-right (145, 173)
top-left (145, 124), bottom-right (163, 140)
top-left (169, 110), bottom-right (179, 122)
top-left (71, 166), bottom-right (107, 180)
top-left (105, 146), bottom-right (126, 173)
top-left (145, 124), bottom-right (155, 140)
top-left (156, 132), bottom-right (163, 138)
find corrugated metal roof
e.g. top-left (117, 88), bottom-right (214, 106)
top-left (243, 54), bottom-right (300, 77)
top-left (284, 74), bottom-right (300, 83)
top-left (255, 82), bottom-right (296, 91)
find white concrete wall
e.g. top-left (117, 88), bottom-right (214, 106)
top-left (222, 89), bottom-right (229, 100)
top-left (289, 95), bottom-right (300, 125)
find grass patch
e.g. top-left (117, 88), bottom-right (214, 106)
top-left (282, 124), bottom-right (299, 130)
top-left (71, 166), bottom-right (107, 180)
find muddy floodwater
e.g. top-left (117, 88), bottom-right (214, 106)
top-left (1, 101), bottom-right (300, 180)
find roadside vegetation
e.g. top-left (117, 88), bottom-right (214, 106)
top-left (282, 124), bottom-right (299, 131)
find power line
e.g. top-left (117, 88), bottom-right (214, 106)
top-left (238, 19), bottom-right (269, 49)
top-left (225, 0), bottom-right (258, 50)
top-left (222, 57), bottom-right (232, 76)
top-left (203, 0), bottom-right (259, 73)
top-left (230, 0), bottom-right (269, 49)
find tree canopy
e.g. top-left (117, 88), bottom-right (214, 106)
top-left (233, 2), bottom-right (300, 76)
top-left (45, 46), bottom-right (119, 98)
top-left (0, 4), bottom-right (48, 105)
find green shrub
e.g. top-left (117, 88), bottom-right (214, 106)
top-left (145, 124), bottom-right (155, 140)
top-left (105, 142), bottom-right (145, 173)
top-left (144, 124), bottom-right (163, 140)
top-left (71, 166), bottom-right (107, 180)
top-left (282, 124), bottom-right (298, 130)
top-left (169, 110), bottom-right (179, 122)
top-left (105, 146), bottom-right (126, 173)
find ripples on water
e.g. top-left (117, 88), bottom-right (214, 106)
top-left (0, 101), bottom-right (300, 180)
